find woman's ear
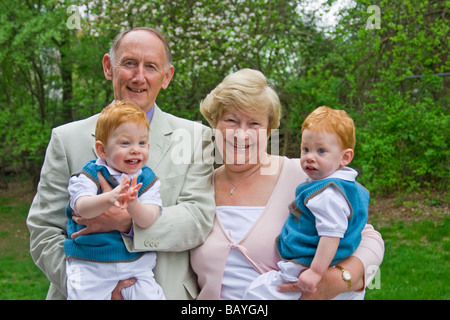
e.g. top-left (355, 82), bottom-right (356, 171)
top-left (95, 141), bottom-right (107, 160)
top-left (341, 148), bottom-right (354, 167)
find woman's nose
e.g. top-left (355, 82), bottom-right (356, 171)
top-left (234, 128), bottom-right (249, 140)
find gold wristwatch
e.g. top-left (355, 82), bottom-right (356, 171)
top-left (335, 265), bottom-right (352, 291)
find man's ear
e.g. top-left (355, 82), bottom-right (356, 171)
top-left (341, 148), bottom-right (354, 167)
top-left (102, 54), bottom-right (113, 80)
top-left (161, 65), bottom-right (175, 89)
top-left (95, 141), bottom-right (107, 159)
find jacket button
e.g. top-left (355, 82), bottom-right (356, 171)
top-left (144, 240), bottom-right (151, 247)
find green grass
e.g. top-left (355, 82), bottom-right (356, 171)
top-left (365, 217), bottom-right (449, 300)
top-left (0, 187), bottom-right (448, 300)
top-left (0, 196), bottom-right (49, 300)
top-left (0, 253), bottom-right (49, 299)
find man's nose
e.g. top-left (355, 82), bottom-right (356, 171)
top-left (133, 64), bottom-right (145, 82)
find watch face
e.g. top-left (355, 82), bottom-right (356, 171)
top-left (343, 271), bottom-right (351, 281)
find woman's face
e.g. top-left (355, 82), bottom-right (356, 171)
top-left (215, 109), bottom-right (270, 169)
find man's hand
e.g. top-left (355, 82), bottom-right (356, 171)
top-left (71, 172), bottom-right (133, 238)
top-left (111, 278), bottom-right (137, 300)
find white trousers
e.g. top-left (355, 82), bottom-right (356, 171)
top-left (243, 261), bottom-right (365, 300)
top-left (66, 253), bottom-right (165, 300)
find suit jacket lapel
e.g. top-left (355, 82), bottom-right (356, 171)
top-left (91, 117), bottom-right (98, 158)
top-left (148, 105), bottom-right (173, 170)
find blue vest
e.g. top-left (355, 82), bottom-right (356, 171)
top-left (277, 178), bottom-right (369, 266)
top-left (64, 160), bottom-right (157, 262)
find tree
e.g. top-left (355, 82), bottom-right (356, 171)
top-left (311, 0), bottom-right (449, 192)
top-left (0, 0), bottom-right (67, 185)
top-left (0, 0), bottom-right (447, 193)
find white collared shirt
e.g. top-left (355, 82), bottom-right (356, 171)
top-left (305, 166), bottom-right (358, 238)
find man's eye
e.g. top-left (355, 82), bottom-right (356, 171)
top-left (124, 61), bottom-right (137, 67)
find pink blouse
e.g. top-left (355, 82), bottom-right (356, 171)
top-left (190, 157), bottom-right (384, 300)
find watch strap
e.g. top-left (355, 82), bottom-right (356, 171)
top-left (335, 265), bottom-right (352, 291)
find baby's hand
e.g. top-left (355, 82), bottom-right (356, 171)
top-left (298, 268), bottom-right (322, 294)
top-left (115, 176), bottom-right (142, 209)
top-left (125, 176), bottom-right (142, 202)
top-left (112, 176), bottom-right (131, 209)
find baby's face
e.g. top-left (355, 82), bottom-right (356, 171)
top-left (103, 122), bottom-right (150, 175)
top-left (300, 129), bottom-right (347, 180)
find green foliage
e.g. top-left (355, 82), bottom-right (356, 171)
top-left (357, 92), bottom-right (449, 192)
top-left (343, 0), bottom-right (450, 193)
top-left (0, 0), bottom-right (448, 193)
top-left (282, 0), bottom-right (449, 194)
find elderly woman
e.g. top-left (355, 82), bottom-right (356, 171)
top-left (190, 68), bottom-right (384, 300)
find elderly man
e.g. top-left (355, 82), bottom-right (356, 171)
top-left (27, 27), bottom-right (215, 300)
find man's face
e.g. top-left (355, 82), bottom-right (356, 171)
top-left (103, 30), bottom-right (174, 112)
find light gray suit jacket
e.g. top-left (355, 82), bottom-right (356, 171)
top-left (27, 106), bottom-right (215, 299)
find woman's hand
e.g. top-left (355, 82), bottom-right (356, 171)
top-left (71, 172), bottom-right (133, 238)
top-left (277, 256), bottom-right (364, 300)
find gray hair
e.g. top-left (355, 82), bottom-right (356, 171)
top-left (109, 27), bottom-right (172, 71)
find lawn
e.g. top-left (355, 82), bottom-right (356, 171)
top-left (365, 217), bottom-right (449, 299)
top-left (0, 195), bottom-right (49, 299)
top-left (0, 182), bottom-right (448, 300)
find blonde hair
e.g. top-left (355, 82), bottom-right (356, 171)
top-left (95, 101), bottom-right (149, 144)
top-left (302, 106), bottom-right (356, 149)
top-left (200, 68), bottom-right (282, 130)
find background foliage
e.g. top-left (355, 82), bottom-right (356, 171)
top-left (0, 0), bottom-right (448, 194)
